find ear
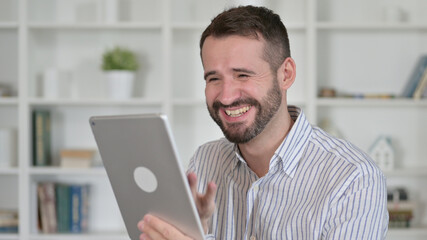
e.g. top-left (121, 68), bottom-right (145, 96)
top-left (276, 57), bottom-right (296, 91)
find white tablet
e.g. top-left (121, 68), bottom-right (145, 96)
top-left (89, 114), bottom-right (204, 240)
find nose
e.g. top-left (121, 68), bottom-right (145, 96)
top-left (217, 78), bottom-right (241, 106)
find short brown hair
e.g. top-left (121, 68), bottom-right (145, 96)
top-left (200, 6), bottom-right (291, 72)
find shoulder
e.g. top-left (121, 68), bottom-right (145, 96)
top-left (309, 126), bottom-right (385, 182)
top-left (308, 127), bottom-right (386, 204)
top-left (187, 138), bottom-right (236, 192)
top-left (193, 138), bottom-right (235, 160)
top-left (187, 138), bottom-right (235, 173)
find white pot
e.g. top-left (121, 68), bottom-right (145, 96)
top-left (42, 69), bottom-right (74, 99)
top-left (105, 70), bottom-right (135, 100)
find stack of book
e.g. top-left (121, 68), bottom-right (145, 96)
top-left (0, 209), bottom-right (18, 233)
top-left (60, 149), bottom-right (95, 168)
top-left (402, 55), bottom-right (427, 99)
top-left (37, 182), bottom-right (89, 234)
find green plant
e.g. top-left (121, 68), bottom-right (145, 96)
top-left (102, 46), bottom-right (139, 71)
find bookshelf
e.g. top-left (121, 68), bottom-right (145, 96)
top-left (0, 0), bottom-right (426, 239)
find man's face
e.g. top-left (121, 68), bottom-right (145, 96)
top-left (202, 35), bottom-right (283, 143)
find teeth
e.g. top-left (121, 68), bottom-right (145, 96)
top-left (225, 106), bottom-right (250, 117)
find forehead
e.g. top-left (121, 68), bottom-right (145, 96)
top-left (201, 35), bottom-right (267, 68)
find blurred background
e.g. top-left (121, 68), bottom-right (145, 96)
top-left (0, 0), bottom-right (426, 239)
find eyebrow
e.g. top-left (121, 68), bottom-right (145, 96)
top-left (232, 68), bottom-right (256, 75)
top-left (204, 71), bottom-right (216, 80)
top-left (204, 68), bottom-right (255, 80)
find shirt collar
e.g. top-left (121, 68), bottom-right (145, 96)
top-left (273, 106), bottom-right (313, 178)
top-left (232, 105), bottom-right (313, 178)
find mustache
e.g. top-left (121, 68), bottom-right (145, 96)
top-left (212, 98), bottom-right (259, 111)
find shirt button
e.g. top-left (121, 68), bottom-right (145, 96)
top-left (250, 236), bottom-right (256, 240)
top-left (253, 185), bottom-right (259, 192)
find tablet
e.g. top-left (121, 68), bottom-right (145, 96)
top-left (89, 114), bottom-right (205, 240)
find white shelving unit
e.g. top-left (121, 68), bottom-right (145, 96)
top-left (0, 0), bottom-right (426, 239)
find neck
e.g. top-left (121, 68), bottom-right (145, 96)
top-left (238, 108), bottom-right (294, 177)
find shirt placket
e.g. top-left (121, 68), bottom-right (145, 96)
top-left (245, 180), bottom-right (261, 240)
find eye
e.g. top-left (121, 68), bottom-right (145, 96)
top-left (238, 74), bottom-right (249, 78)
top-left (207, 77), bottom-right (219, 82)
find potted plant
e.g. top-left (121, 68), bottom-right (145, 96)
top-left (102, 46), bottom-right (139, 99)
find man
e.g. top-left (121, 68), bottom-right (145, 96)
top-left (138, 6), bottom-right (389, 240)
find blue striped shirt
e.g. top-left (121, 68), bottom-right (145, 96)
top-left (188, 106), bottom-right (389, 239)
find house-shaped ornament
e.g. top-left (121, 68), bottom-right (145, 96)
top-left (368, 136), bottom-right (395, 171)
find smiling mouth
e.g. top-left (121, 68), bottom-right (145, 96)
top-left (224, 106), bottom-right (251, 117)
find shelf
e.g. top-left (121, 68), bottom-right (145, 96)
top-left (172, 22), bottom-right (211, 31)
top-left (0, 168), bottom-right (19, 175)
top-left (282, 22), bottom-right (306, 31)
top-left (0, 22), bottom-right (18, 29)
top-left (28, 22), bottom-right (162, 30)
top-left (288, 100), bottom-right (307, 107)
top-left (172, 22), bottom-right (306, 31)
top-left (172, 98), bottom-right (205, 106)
top-left (29, 232), bottom-right (128, 240)
top-left (384, 168), bottom-right (427, 178)
top-left (388, 227), bottom-right (427, 236)
top-left (0, 97), bottom-right (18, 106)
top-left (0, 234), bottom-right (18, 240)
top-left (316, 22), bottom-right (427, 30)
top-left (29, 167), bottom-right (107, 176)
top-left (317, 98), bottom-right (427, 107)
top-left (172, 99), bottom-right (307, 107)
top-left (28, 98), bottom-right (163, 107)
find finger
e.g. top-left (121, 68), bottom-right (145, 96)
top-left (141, 225), bottom-right (166, 240)
top-left (138, 219), bottom-right (165, 240)
top-left (143, 214), bottom-right (191, 240)
top-left (139, 233), bottom-right (152, 240)
top-left (138, 220), bottom-right (144, 231)
top-left (204, 182), bottom-right (217, 203)
top-left (198, 182), bottom-right (217, 218)
top-left (187, 172), bottom-right (198, 199)
top-left (199, 182), bottom-right (216, 209)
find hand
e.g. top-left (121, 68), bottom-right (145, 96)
top-left (138, 214), bottom-right (193, 240)
top-left (137, 172), bottom-right (216, 240)
top-left (187, 172), bottom-right (216, 233)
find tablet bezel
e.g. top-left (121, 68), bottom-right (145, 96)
top-left (90, 113), bottom-right (205, 240)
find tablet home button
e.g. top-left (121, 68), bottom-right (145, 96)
top-left (134, 166), bottom-right (158, 193)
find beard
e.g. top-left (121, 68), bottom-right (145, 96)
top-left (207, 78), bottom-right (282, 143)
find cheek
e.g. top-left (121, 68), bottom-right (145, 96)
top-left (244, 84), bottom-right (264, 100)
top-left (205, 85), bottom-right (217, 104)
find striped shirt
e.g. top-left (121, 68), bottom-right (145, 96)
top-left (188, 106), bottom-right (389, 240)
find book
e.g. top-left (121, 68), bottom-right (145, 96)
top-left (32, 110), bottom-right (52, 166)
top-left (413, 67), bottom-right (427, 99)
top-left (0, 209), bottom-right (18, 220)
top-left (38, 183), bottom-right (90, 233)
top-left (55, 184), bottom-right (71, 233)
top-left (70, 184), bottom-right (89, 233)
top-left (401, 55), bottom-right (427, 98)
top-left (37, 182), bottom-right (57, 233)
top-left (0, 225), bottom-right (18, 233)
top-left (60, 149), bottom-right (94, 168)
top-left (0, 209), bottom-right (18, 233)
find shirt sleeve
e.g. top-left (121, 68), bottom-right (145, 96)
top-left (322, 171), bottom-right (389, 239)
top-left (188, 147), bottom-right (217, 240)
